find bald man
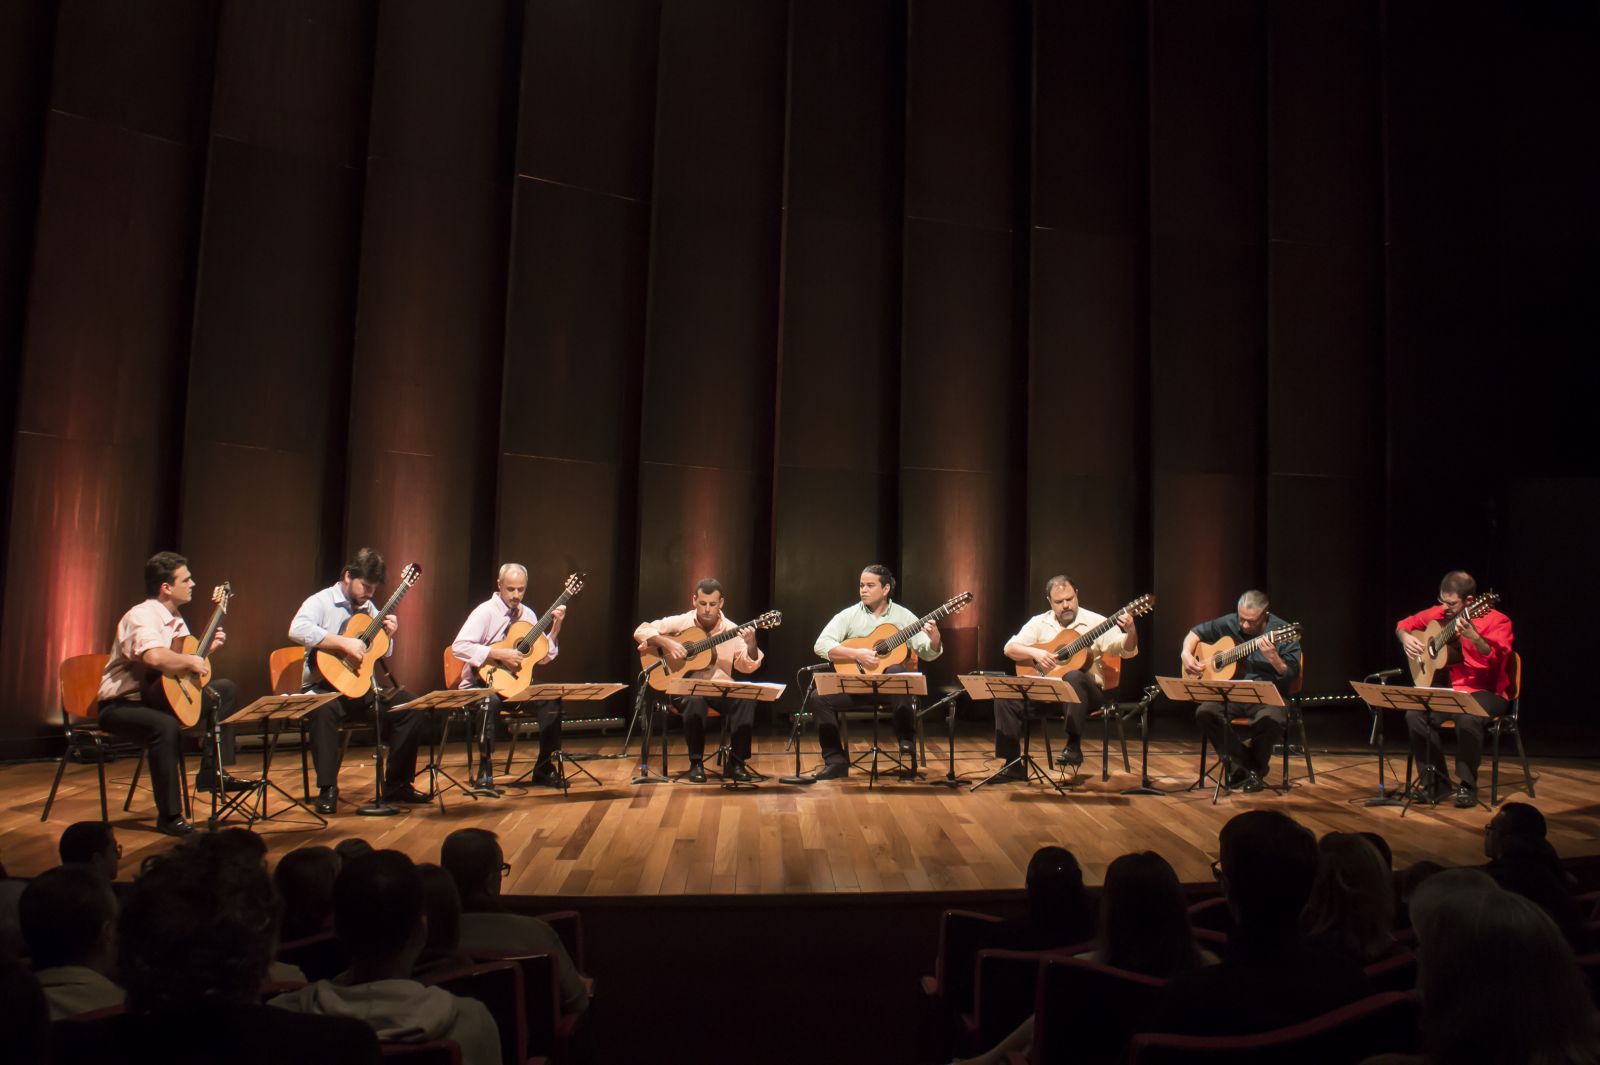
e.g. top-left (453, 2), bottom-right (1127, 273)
top-left (451, 564), bottom-right (567, 792)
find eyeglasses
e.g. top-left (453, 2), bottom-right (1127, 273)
top-left (1210, 859), bottom-right (1223, 882)
top-left (500, 861), bottom-right (512, 878)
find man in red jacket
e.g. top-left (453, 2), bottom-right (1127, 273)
top-left (1396, 570), bottom-right (1514, 808)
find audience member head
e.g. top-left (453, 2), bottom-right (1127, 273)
top-left (1484, 802), bottom-right (1548, 861)
top-left (417, 863), bottom-right (464, 966)
top-left (1216, 810), bottom-right (1318, 934)
top-left (1097, 851), bottom-right (1203, 979)
top-left (1301, 833), bottom-right (1396, 964)
top-left (1024, 846), bottom-right (1091, 943)
top-left (58, 822), bottom-right (120, 881)
top-left (440, 828), bottom-right (505, 913)
top-left (274, 846), bottom-right (340, 942)
top-left (119, 834), bottom-right (280, 1011)
top-left (0, 959), bottom-right (47, 1065)
top-left (211, 827), bottom-right (268, 871)
top-left (1356, 831), bottom-right (1393, 870)
top-left (333, 850), bottom-right (425, 977)
top-left (334, 837), bottom-right (375, 865)
top-left (1413, 883), bottom-right (1598, 1064)
top-left (1400, 860), bottom-right (1445, 902)
top-left (18, 866), bottom-right (117, 973)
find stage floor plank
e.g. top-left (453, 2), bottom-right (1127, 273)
top-left (3, 733), bottom-right (1595, 892)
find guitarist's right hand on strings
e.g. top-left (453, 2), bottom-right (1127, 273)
top-left (657, 637), bottom-right (688, 666)
top-left (1181, 650), bottom-right (1204, 677)
top-left (488, 647), bottom-right (525, 670)
top-left (336, 635), bottom-right (368, 666)
top-left (854, 647), bottom-right (880, 669)
top-left (1034, 649), bottom-right (1060, 672)
top-left (1400, 631), bottom-right (1426, 661)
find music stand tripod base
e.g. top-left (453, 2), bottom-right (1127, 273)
top-left (958, 674), bottom-right (1079, 795)
top-left (1157, 676), bottom-right (1286, 805)
top-left (501, 682), bottom-right (628, 791)
top-left (814, 672), bottom-right (929, 788)
top-left (214, 693), bottom-right (343, 829)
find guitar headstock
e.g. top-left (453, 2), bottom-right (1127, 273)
top-left (564, 572), bottom-right (586, 596)
top-left (944, 592), bottom-right (974, 615)
top-left (1465, 591), bottom-right (1499, 619)
top-left (1270, 622), bottom-right (1304, 644)
top-left (400, 563), bottom-right (422, 587)
top-left (212, 582), bottom-right (233, 611)
top-left (749, 610), bottom-right (783, 630)
top-left (1125, 593), bottom-right (1155, 618)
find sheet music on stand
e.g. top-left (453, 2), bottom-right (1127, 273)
top-left (812, 672), bottom-right (927, 698)
top-left (503, 682), bottom-right (628, 704)
top-left (664, 677), bottom-right (787, 701)
top-left (1156, 675), bottom-right (1285, 803)
top-left (213, 692), bottom-right (343, 828)
top-left (959, 674), bottom-right (1079, 793)
top-left (1349, 680), bottom-right (1487, 815)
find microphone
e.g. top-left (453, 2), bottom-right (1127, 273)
top-left (1365, 668), bottom-right (1403, 683)
top-left (799, 662), bottom-right (832, 673)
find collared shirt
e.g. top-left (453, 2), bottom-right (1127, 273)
top-left (633, 611), bottom-right (764, 681)
top-left (1396, 605), bottom-right (1513, 696)
top-left (97, 599), bottom-right (189, 703)
top-left (35, 965), bottom-right (126, 1021)
top-left (1004, 607), bottom-right (1137, 688)
top-left (1189, 613), bottom-right (1302, 687)
top-left (814, 599), bottom-right (942, 661)
top-left (451, 595), bottom-right (558, 689)
top-left (289, 584), bottom-right (391, 690)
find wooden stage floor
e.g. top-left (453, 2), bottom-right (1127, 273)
top-left (3, 730), bottom-right (1596, 891)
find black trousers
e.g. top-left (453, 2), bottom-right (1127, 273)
top-left (471, 694), bottom-right (562, 772)
top-left (992, 670), bottom-right (1103, 761)
top-left (809, 666), bottom-right (915, 767)
top-left (1196, 701), bottom-right (1286, 777)
top-left (97, 678), bottom-right (237, 821)
top-left (304, 685), bottom-right (430, 791)
top-left (672, 695), bottom-right (755, 761)
top-left (1406, 690), bottom-right (1508, 788)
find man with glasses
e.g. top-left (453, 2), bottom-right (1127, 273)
top-left (1397, 570), bottom-right (1514, 808)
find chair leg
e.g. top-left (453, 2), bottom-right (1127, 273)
top-left (1100, 710), bottom-right (1111, 782)
top-left (1298, 711), bottom-right (1315, 783)
top-left (1116, 712), bottom-right (1131, 773)
top-left (1513, 726), bottom-right (1535, 798)
top-left (300, 722), bottom-right (311, 801)
top-left (1491, 721), bottom-right (1502, 806)
top-left (124, 750), bottom-right (146, 812)
top-left (504, 726), bottom-right (519, 775)
top-left (41, 748), bottom-right (70, 822)
top-left (1281, 716), bottom-right (1291, 789)
top-left (95, 740), bottom-right (109, 823)
top-left (179, 745), bottom-right (191, 821)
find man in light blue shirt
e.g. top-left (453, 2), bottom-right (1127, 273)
top-left (807, 565), bottom-right (941, 779)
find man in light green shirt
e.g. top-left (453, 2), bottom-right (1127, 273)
top-left (808, 565), bottom-right (941, 779)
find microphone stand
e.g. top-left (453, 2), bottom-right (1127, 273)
top-left (357, 669), bottom-right (398, 817)
top-left (779, 665), bottom-right (825, 785)
top-left (630, 665), bottom-right (671, 785)
top-left (915, 688), bottom-right (967, 788)
top-left (1363, 668), bottom-right (1405, 807)
top-left (1120, 686), bottom-right (1166, 796)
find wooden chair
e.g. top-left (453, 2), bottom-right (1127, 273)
top-left (1087, 655), bottom-right (1134, 781)
top-left (1029, 956), bottom-right (1167, 1065)
top-left (423, 960), bottom-right (531, 1065)
top-left (1402, 651), bottom-right (1533, 805)
top-left (275, 645), bottom-right (369, 802)
top-left (42, 653), bottom-right (188, 823)
top-left (1196, 650), bottom-right (1312, 793)
top-left (1362, 950), bottom-right (1418, 993)
top-left (964, 948), bottom-right (1069, 1056)
top-left (1128, 991), bottom-right (1420, 1064)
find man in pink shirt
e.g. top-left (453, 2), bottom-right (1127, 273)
top-left (633, 578), bottom-right (765, 783)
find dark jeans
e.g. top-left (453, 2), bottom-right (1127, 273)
top-left (1196, 701), bottom-right (1286, 778)
top-left (992, 670), bottom-right (1103, 760)
top-left (809, 666), bottom-right (915, 767)
top-left (1406, 690), bottom-right (1508, 788)
top-left (304, 686), bottom-right (431, 791)
top-left (672, 695), bottom-right (755, 761)
top-left (97, 677), bottom-right (238, 821)
top-left (471, 694), bottom-right (562, 773)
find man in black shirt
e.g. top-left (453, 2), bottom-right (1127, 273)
top-left (1180, 590), bottom-right (1301, 793)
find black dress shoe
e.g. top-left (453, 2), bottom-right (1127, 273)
top-left (195, 771), bottom-right (253, 793)
top-left (157, 816), bottom-right (194, 837)
top-left (529, 763), bottom-right (563, 788)
top-left (1055, 741), bottom-right (1084, 768)
top-left (1225, 766), bottom-right (1249, 789)
top-left (382, 784), bottom-right (432, 805)
top-left (1241, 772), bottom-right (1266, 794)
top-left (810, 762), bottom-right (848, 781)
top-left (724, 759), bottom-right (754, 784)
top-left (995, 762), bottom-right (1028, 783)
top-left (687, 761), bottom-right (708, 784)
top-left (314, 786), bottom-right (338, 815)
top-left (1454, 782), bottom-right (1478, 808)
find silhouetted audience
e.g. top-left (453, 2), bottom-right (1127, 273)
top-left (334, 837), bottom-right (375, 864)
top-left (441, 828), bottom-right (589, 1013)
top-left (414, 863), bottom-right (474, 980)
top-left (1083, 851), bottom-right (1216, 978)
top-left (1483, 802), bottom-right (1586, 946)
top-left (17, 866), bottom-right (123, 1019)
top-left (1303, 832), bottom-right (1402, 965)
top-left (0, 958), bottom-right (48, 1065)
top-left (269, 850), bottom-right (500, 1065)
top-left (990, 845), bottom-right (1096, 953)
top-left (56, 822), bottom-right (121, 883)
top-left (275, 846), bottom-right (340, 942)
top-left (50, 833), bottom-right (380, 1064)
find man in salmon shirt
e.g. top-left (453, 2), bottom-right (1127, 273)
top-left (1396, 570), bottom-right (1513, 808)
top-left (634, 578), bottom-right (765, 783)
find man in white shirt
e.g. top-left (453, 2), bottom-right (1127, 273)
top-left (996, 575), bottom-right (1138, 780)
top-left (19, 866), bottom-right (125, 1020)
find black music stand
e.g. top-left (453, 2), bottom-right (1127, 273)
top-left (503, 682), bottom-right (626, 792)
top-left (629, 668), bottom-right (673, 785)
top-left (392, 689), bottom-right (493, 812)
top-left (1349, 681), bottom-right (1487, 815)
top-left (1159, 675), bottom-right (1287, 804)
top-left (915, 687), bottom-right (968, 788)
top-left (211, 693), bottom-right (339, 829)
top-left (961, 674), bottom-right (1077, 794)
top-left (1120, 685), bottom-right (1167, 797)
top-left (664, 677), bottom-right (786, 789)
top-left (1355, 672), bottom-right (1406, 807)
top-left (814, 672), bottom-right (928, 787)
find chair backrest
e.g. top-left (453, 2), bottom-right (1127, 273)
top-left (1129, 991), bottom-right (1420, 1064)
top-left (1186, 896), bottom-right (1233, 934)
top-left (1287, 647), bottom-right (1305, 697)
top-left (1506, 651), bottom-right (1522, 705)
top-left (60, 654), bottom-right (111, 722)
top-left (442, 646), bottom-right (465, 690)
top-left (1101, 654), bottom-right (1122, 692)
top-left (500, 953), bottom-right (562, 1057)
top-left (534, 908), bottom-right (585, 970)
top-left (380, 1040), bottom-right (462, 1064)
top-left (1032, 956), bottom-right (1166, 1065)
top-left (931, 908), bottom-right (1005, 1012)
top-left (269, 646), bottom-right (304, 695)
top-left (425, 961), bottom-right (526, 1065)
top-left (1362, 950), bottom-right (1418, 993)
top-left (276, 930), bottom-right (349, 983)
top-left (973, 948), bottom-right (1063, 1051)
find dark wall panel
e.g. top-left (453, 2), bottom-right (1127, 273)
top-left (1148, 0), bottom-right (1267, 657)
top-left (900, 0), bottom-right (1024, 682)
top-left (634, 0), bottom-right (785, 623)
top-left (0, 0), bottom-right (215, 739)
top-left (770, 0), bottom-right (904, 674)
top-left (179, 0), bottom-right (374, 704)
top-left (344, 0), bottom-right (518, 691)
top-left (498, 0), bottom-right (658, 684)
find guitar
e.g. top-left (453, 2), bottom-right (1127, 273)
top-left (1406, 591), bottom-right (1501, 687)
top-left (834, 592), bottom-right (974, 675)
top-left (477, 572), bottom-right (586, 698)
top-left (639, 610), bottom-right (783, 692)
top-left (142, 582), bottom-right (232, 727)
top-left (314, 563), bottom-right (422, 699)
top-left (1015, 594), bottom-right (1156, 677)
top-left (1194, 621), bottom-right (1304, 683)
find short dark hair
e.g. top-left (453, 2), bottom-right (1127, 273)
top-left (1025, 845), bottom-right (1091, 944)
top-left (119, 834), bottom-right (279, 1010)
top-left (694, 578), bottom-right (724, 597)
top-left (1043, 574), bottom-right (1078, 598)
top-left (1440, 570), bottom-right (1477, 599)
top-left (342, 547), bottom-right (387, 584)
top-left (862, 564), bottom-right (894, 592)
top-left (1495, 802), bottom-right (1546, 841)
top-left (19, 866), bottom-right (116, 969)
top-left (334, 837), bottom-right (375, 864)
top-left (1219, 810), bottom-right (1319, 930)
top-left (274, 846), bottom-right (340, 942)
top-left (1357, 831), bottom-right (1394, 870)
top-left (212, 827), bottom-right (268, 870)
top-left (58, 821), bottom-right (117, 867)
top-left (334, 851), bottom-right (423, 960)
top-left (144, 552), bottom-right (188, 597)
top-left (417, 863), bottom-right (463, 959)
top-left (440, 828), bottom-right (503, 913)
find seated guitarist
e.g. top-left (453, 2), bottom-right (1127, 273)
top-left (994, 575), bottom-right (1138, 780)
top-left (95, 552), bottom-right (243, 836)
top-left (288, 548), bottom-right (429, 815)
top-left (807, 565), bottom-right (940, 780)
top-left (450, 563), bottom-right (566, 792)
top-left (1180, 590), bottom-right (1301, 793)
top-left (633, 578), bottom-right (764, 783)
top-left (1396, 570), bottom-right (1513, 808)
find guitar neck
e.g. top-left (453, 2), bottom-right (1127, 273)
top-left (360, 583), bottom-right (412, 645)
top-left (885, 605), bottom-right (950, 653)
top-left (516, 591), bottom-right (572, 652)
top-left (1219, 629), bottom-right (1275, 666)
top-left (1064, 604), bottom-right (1136, 656)
top-left (685, 625), bottom-right (746, 657)
top-left (195, 602), bottom-right (227, 657)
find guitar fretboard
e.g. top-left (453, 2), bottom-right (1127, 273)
top-left (1214, 626), bottom-right (1294, 668)
top-left (880, 599), bottom-right (965, 654)
top-left (515, 590), bottom-right (574, 653)
top-left (359, 580), bottom-right (414, 646)
top-left (1062, 599), bottom-right (1142, 657)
